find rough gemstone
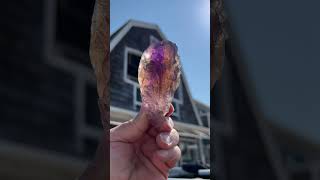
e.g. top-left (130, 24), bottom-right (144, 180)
top-left (138, 40), bottom-right (181, 124)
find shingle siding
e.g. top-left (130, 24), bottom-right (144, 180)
top-left (177, 81), bottom-right (199, 125)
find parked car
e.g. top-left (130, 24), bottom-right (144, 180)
top-left (168, 164), bottom-right (211, 180)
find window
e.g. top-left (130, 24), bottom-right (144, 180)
top-left (127, 53), bottom-right (141, 82)
top-left (124, 47), bottom-right (143, 85)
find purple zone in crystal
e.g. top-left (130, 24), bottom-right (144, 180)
top-left (148, 44), bottom-right (165, 80)
top-left (151, 43), bottom-right (164, 63)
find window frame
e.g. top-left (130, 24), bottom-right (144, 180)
top-left (123, 46), bottom-right (143, 86)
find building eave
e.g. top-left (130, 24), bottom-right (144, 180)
top-left (110, 106), bottom-right (209, 138)
top-left (110, 19), bottom-right (167, 52)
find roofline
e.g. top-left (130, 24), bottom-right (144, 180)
top-left (180, 68), bottom-right (204, 126)
top-left (110, 19), bottom-right (167, 51)
top-left (110, 19), bottom-right (204, 126)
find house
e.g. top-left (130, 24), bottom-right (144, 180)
top-left (109, 19), bottom-right (210, 166)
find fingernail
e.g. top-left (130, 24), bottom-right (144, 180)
top-left (160, 133), bottom-right (172, 145)
top-left (158, 150), bottom-right (169, 158)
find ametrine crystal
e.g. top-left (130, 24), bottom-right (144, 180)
top-left (138, 40), bottom-right (181, 124)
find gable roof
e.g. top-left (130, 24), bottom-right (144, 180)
top-left (110, 19), bottom-right (167, 51)
top-left (110, 21), bottom-right (129, 41)
top-left (110, 19), bottom-right (204, 127)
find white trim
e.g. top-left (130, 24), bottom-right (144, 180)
top-left (123, 46), bottom-right (143, 86)
top-left (111, 19), bottom-right (167, 51)
top-left (149, 35), bottom-right (160, 45)
top-left (179, 132), bottom-right (203, 139)
top-left (123, 46), bottom-right (142, 109)
top-left (123, 46), bottom-right (142, 110)
top-left (180, 137), bottom-right (198, 143)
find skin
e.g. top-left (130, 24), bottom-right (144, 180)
top-left (79, 104), bottom-right (181, 180)
top-left (110, 104), bottom-right (181, 180)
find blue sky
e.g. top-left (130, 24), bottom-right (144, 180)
top-left (110, 0), bottom-right (210, 106)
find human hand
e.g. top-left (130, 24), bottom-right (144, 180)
top-left (110, 104), bottom-right (181, 180)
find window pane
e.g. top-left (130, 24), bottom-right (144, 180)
top-left (127, 53), bottom-right (140, 82)
top-left (136, 87), bottom-right (142, 102)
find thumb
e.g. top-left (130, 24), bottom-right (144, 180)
top-left (110, 104), bottom-right (174, 143)
top-left (110, 110), bottom-right (150, 143)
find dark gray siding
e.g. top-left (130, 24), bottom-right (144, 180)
top-left (0, 0), bottom-right (99, 159)
top-left (110, 26), bottom-right (200, 125)
top-left (0, 61), bottom-right (75, 154)
top-left (178, 79), bottom-right (199, 125)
